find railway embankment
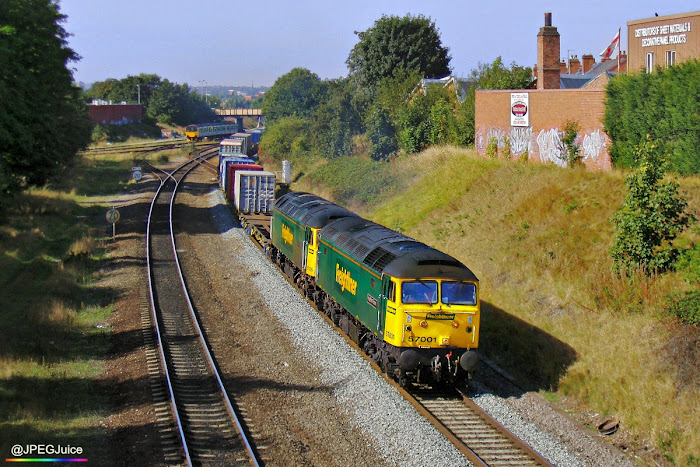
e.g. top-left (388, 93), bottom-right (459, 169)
top-left (280, 144), bottom-right (700, 465)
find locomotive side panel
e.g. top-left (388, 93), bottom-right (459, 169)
top-left (317, 239), bottom-right (382, 336)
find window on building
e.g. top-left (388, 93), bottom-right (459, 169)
top-left (666, 50), bottom-right (676, 67)
top-left (646, 52), bottom-right (654, 73)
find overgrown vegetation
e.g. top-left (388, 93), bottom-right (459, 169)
top-left (604, 59), bottom-right (700, 175)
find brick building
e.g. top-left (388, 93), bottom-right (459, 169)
top-left (88, 102), bottom-right (143, 125)
top-left (475, 13), bottom-right (612, 171)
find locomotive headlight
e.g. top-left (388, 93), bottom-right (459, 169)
top-left (466, 326), bottom-right (473, 333)
top-left (452, 321), bottom-right (459, 328)
top-left (405, 325), bottom-right (412, 332)
top-left (420, 320), bottom-right (428, 328)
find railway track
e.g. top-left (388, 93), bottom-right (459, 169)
top-left (409, 387), bottom-right (552, 466)
top-left (145, 147), bottom-right (260, 466)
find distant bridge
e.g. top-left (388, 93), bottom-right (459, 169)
top-left (215, 108), bottom-right (263, 117)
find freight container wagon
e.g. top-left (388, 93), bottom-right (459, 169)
top-left (226, 163), bottom-right (263, 201)
top-left (234, 170), bottom-right (276, 215)
top-left (219, 156), bottom-right (255, 191)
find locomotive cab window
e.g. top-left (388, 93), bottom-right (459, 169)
top-left (401, 281), bottom-right (438, 304)
top-left (387, 280), bottom-right (396, 302)
top-left (441, 281), bottom-right (477, 306)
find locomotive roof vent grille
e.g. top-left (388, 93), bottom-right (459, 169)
top-left (322, 226), bottom-right (337, 238)
top-left (335, 233), bottom-right (353, 249)
top-left (363, 247), bottom-right (397, 271)
top-left (344, 238), bottom-right (360, 252)
top-left (353, 244), bottom-right (371, 259)
top-left (417, 259), bottom-right (462, 267)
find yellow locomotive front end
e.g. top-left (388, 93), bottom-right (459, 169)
top-left (185, 124), bottom-right (199, 142)
top-left (381, 277), bottom-right (480, 384)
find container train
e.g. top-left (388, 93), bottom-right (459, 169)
top-left (218, 141), bottom-right (480, 387)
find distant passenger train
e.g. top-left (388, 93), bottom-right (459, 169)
top-left (185, 122), bottom-right (239, 142)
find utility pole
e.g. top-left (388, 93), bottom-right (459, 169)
top-left (136, 84), bottom-right (141, 104)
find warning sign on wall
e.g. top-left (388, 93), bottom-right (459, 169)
top-left (511, 93), bottom-right (529, 127)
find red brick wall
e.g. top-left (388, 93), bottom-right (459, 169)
top-left (88, 104), bottom-right (143, 125)
top-left (474, 89), bottom-right (612, 171)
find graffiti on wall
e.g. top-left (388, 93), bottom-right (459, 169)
top-left (487, 128), bottom-right (506, 147)
top-left (510, 126), bottom-right (533, 155)
top-left (477, 128), bottom-right (507, 152)
top-left (583, 129), bottom-right (605, 161)
top-left (536, 128), bottom-right (566, 167)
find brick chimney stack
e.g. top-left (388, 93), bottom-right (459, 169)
top-left (569, 55), bottom-right (581, 74)
top-left (537, 12), bottom-right (561, 89)
top-left (581, 54), bottom-right (595, 73)
top-left (618, 51), bottom-right (627, 73)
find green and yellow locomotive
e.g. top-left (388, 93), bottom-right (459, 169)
top-left (270, 192), bottom-right (480, 386)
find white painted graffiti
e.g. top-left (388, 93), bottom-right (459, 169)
top-left (477, 132), bottom-right (485, 151)
top-left (583, 129), bottom-right (605, 160)
top-left (536, 128), bottom-right (566, 167)
top-left (510, 126), bottom-right (533, 155)
top-left (486, 128), bottom-right (506, 148)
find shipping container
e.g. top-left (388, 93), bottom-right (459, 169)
top-left (219, 156), bottom-right (255, 191)
top-left (234, 170), bottom-right (276, 214)
top-left (226, 163), bottom-right (263, 200)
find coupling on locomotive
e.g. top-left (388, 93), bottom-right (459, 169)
top-left (216, 134), bottom-right (480, 387)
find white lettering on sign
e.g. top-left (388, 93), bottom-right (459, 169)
top-left (635, 21), bottom-right (691, 47)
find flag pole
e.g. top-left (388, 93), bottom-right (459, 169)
top-left (617, 27), bottom-right (622, 73)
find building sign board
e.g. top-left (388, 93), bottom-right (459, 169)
top-left (634, 21), bottom-right (691, 47)
top-left (511, 93), bottom-right (529, 127)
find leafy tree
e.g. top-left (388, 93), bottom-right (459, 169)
top-left (468, 56), bottom-right (533, 90)
top-left (347, 14), bottom-right (451, 90)
top-left (259, 116), bottom-right (311, 162)
top-left (454, 87), bottom-right (476, 146)
top-left (365, 105), bottom-right (397, 160)
top-left (610, 137), bottom-right (696, 274)
top-left (311, 78), bottom-right (364, 159)
top-left (0, 0), bottom-right (92, 196)
top-left (86, 73), bottom-right (161, 108)
top-left (146, 79), bottom-right (214, 125)
top-left (262, 68), bottom-right (327, 123)
top-left (428, 98), bottom-right (457, 145)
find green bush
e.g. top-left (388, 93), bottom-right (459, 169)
top-left (486, 137), bottom-right (499, 159)
top-left (667, 290), bottom-right (700, 325)
top-left (259, 116), bottom-right (311, 162)
top-left (562, 120), bottom-right (581, 168)
top-left (610, 137), bottom-right (696, 273)
top-left (677, 241), bottom-right (700, 284)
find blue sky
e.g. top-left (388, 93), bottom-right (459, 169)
top-left (59, 0), bottom-right (698, 87)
